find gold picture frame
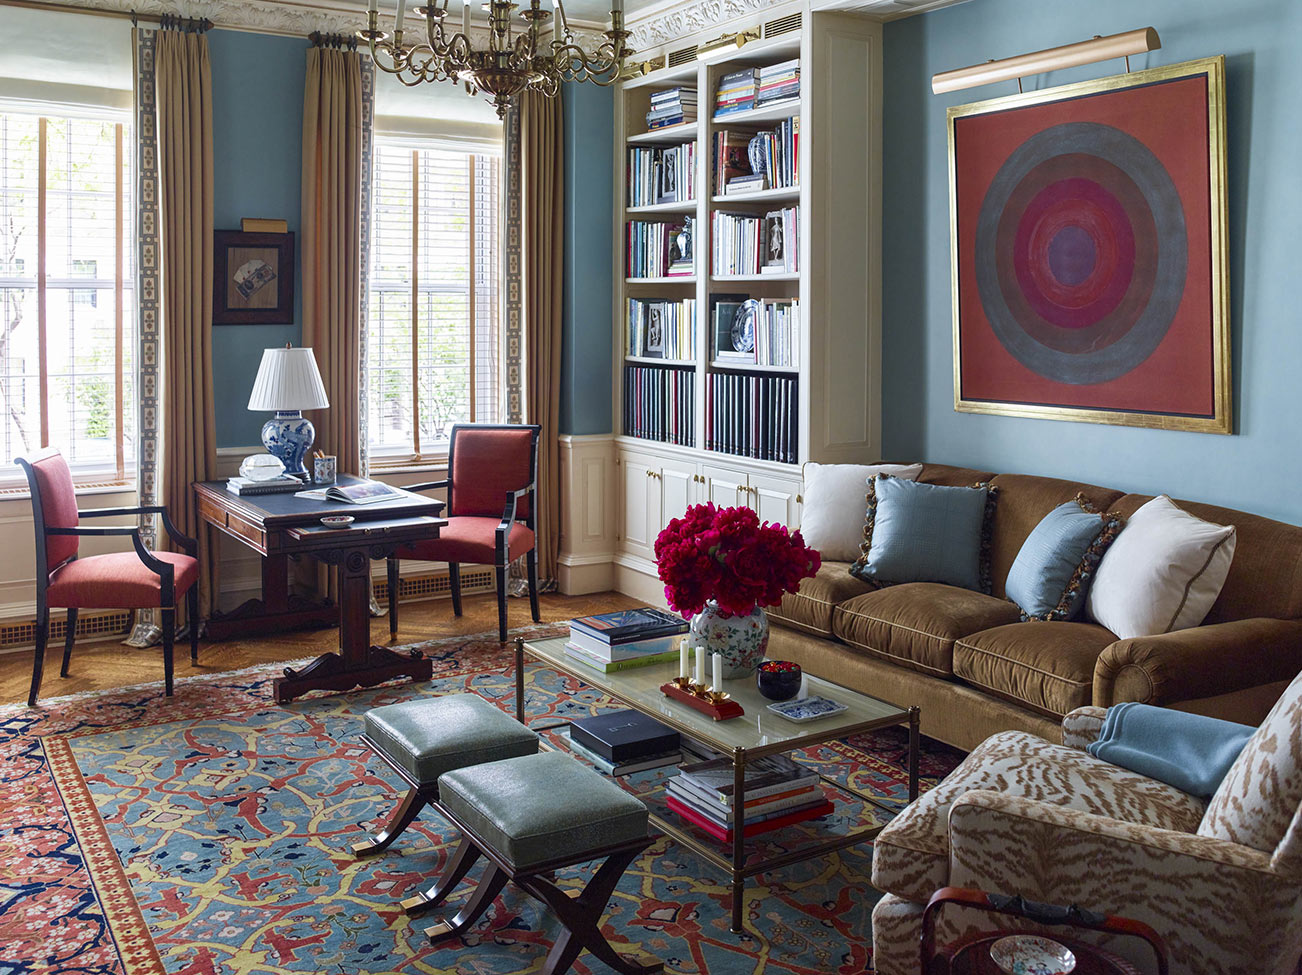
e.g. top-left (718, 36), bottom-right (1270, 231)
top-left (948, 56), bottom-right (1230, 433)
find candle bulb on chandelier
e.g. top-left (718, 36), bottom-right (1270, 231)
top-left (367, 0), bottom-right (377, 14)
top-left (612, 0), bottom-right (623, 14)
top-left (395, 0), bottom-right (407, 34)
top-left (463, 0), bottom-right (471, 34)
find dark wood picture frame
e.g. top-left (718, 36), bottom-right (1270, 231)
top-left (213, 229), bottom-right (295, 325)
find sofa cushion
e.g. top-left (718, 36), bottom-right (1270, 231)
top-left (1003, 496), bottom-right (1125, 621)
top-left (769, 560), bottom-right (876, 637)
top-left (953, 622), bottom-right (1117, 718)
top-left (832, 583), bottom-right (1022, 677)
top-left (871, 730), bottom-right (1208, 904)
top-left (916, 463), bottom-right (996, 487)
top-left (799, 462), bottom-right (923, 563)
top-left (850, 477), bottom-right (993, 591)
top-left (985, 474), bottom-right (1125, 599)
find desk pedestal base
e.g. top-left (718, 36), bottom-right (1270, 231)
top-left (273, 645), bottom-right (433, 704)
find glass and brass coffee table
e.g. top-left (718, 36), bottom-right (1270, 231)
top-left (514, 635), bottom-right (920, 934)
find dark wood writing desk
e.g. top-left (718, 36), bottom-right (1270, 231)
top-left (194, 476), bottom-right (447, 704)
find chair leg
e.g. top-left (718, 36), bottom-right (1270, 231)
top-left (161, 607), bottom-right (175, 697)
top-left (425, 864), bottom-right (509, 943)
top-left (494, 565), bottom-right (508, 643)
top-left (61, 608), bottom-right (77, 678)
top-left (448, 562), bottom-right (463, 617)
top-left (28, 608), bottom-right (49, 707)
top-left (387, 558), bottom-right (400, 638)
top-left (401, 836), bottom-right (483, 916)
top-left (187, 587), bottom-right (199, 663)
top-left (351, 784), bottom-right (431, 858)
top-left (526, 549), bottom-right (541, 624)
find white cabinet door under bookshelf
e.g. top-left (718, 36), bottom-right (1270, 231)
top-left (660, 460), bottom-right (697, 528)
top-left (702, 465), bottom-right (748, 509)
top-left (750, 472), bottom-right (801, 529)
top-left (618, 452), bottom-right (659, 560)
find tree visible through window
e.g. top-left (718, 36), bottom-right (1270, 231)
top-left (368, 140), bottom-right (501, 465)
top-left (0, 109), bottom-right (135, 486)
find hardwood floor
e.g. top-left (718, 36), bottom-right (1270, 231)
top-left (0, 590), bottom-right (642, 706)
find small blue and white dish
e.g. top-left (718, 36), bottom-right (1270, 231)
top-left (766, 696), bottom-right (848, 723)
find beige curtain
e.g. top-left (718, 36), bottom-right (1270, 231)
top-left (519, 92), bottom-right (563, 586)
top-left (156, 28), bottom-right (218, 619)
top-left (301, 45), bottom-right (364, 473)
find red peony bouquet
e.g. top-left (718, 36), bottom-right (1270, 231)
top-left (654, 503), bottom-right (821, 618)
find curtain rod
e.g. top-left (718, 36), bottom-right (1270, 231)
top-left (0, 0), bottom-right (329, 38)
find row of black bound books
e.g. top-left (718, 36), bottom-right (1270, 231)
top-left (624, 364), bottom-right (696, 446)
top-left (706, 372), bottom-right (798, 463)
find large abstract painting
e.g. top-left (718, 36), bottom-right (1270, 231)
top-left (949, 56), bottom-right (1230, 432)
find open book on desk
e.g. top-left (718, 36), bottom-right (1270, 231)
top-left (294, 480), bottom-right (405, 505)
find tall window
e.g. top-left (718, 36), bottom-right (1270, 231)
top-left (0, 108), bottom-right (135, 487)
top-left (368, 139), bottom-right (501, 465)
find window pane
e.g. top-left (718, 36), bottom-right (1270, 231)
top-left (368, 139), bottom-right (501, 462)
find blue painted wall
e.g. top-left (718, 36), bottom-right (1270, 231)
top-left (882, 0), bottom-right (1302, 523)
top-left (560, 82), bottom-right (614, 435)
top-left (208, 29), bottom-right (304, 448)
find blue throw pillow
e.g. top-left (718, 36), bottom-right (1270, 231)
top-left (849, 476), bottom-right (994, 592)
top-left (1005, 495), bottom-right (1125, 621)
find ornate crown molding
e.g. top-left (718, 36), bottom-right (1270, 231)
top-left (625, 0), bottom-right (775, 51)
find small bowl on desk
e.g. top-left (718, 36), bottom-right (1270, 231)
top-left (756, 660), bottom-right (802, 701)
top-left (320, 515), bottom-right (355, 529)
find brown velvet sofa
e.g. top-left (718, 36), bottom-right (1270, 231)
top-left (768, 463), bottom-right (1302, 751)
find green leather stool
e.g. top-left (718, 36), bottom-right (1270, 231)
top-left (352, 693), bottom-right (539, 857)
top-left (414, 751), bottom-right (663, 975)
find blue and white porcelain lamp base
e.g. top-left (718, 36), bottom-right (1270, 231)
top-left (261, 410), bottom-right (316, 477)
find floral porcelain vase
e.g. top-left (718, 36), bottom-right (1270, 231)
top-left (689, 600), bottom-right (770, 679)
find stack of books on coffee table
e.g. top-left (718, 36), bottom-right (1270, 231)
top-left (565, 607), bottom-right (689, 673)
top-left (665, 754), bottom-right (833, 843)
top-left (564, 709), bottom-right (682, 776)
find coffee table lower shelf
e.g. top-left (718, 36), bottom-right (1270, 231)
top-left (514, 636), bottom-right (921, 934)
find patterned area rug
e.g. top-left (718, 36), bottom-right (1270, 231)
top-left (2, 627), bottom-right (965, 975)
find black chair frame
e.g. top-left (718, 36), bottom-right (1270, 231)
top-left (18, 451), bottom-right (200, 707)
top-left (387, 423), bottom-right (542, 642)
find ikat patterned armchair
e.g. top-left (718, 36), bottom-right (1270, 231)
top-left (869, 671), bottom-right (1302, 975)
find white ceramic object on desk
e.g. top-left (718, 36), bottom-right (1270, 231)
top-left (321, 515), bottom-right (355, 529)
top-left (240, 454), bottom-right (287, 481)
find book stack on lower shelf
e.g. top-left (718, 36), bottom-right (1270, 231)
top-left (706, 372), bottom-right (798, 462)
top-left (625, 365), bottom-right (696, 446)
top-left (665, 754), bottom-right (833, 843)
top-left (565, 608), bottom-right (689, 674)
top-left (565, 709), bottom-right (682, 776)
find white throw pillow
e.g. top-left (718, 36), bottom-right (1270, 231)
top-left (799, 462), bottom-right (923, 562)
top-left (1087, 495), bottom-right (1236, 639)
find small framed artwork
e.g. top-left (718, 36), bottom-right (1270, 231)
top-left (213, 229), bottom-right (295, 325)
top-left (763, 210), bottom-right (788, 272)
top-left (949, 56), bottom-right (1230, 433)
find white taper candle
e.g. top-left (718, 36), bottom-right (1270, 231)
top-left (679, 643), bottom-right (689, 679)
top-left (463, 0), bottom-right (471, 34)
top-left (712, 653), bottom-right (722, 692)
top-left (368, 0), bottom-right (378, 14)
top-left (395, 0), bottom-right (407, 32)
top-left (694, 645), bottom-right (705, 687)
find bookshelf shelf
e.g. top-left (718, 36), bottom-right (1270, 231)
top-left (627, 123), bottom-right (699, 145)
top-left (710, 99), bottom-right (802, 126)
top-left (627, 200), bottom-right (697, 215)
top-left (609, 6), bottom-right (882, 602)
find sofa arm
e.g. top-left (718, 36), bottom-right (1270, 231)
top-left (1061, 706), bottom-right (1108, 751)
top-left (947, 790), bottom-right (1301, 975)
top-left (1093, 617), bottom-right (1302, 709)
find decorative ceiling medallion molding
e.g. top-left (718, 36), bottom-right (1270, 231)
top-left (625, 0), bottom-right (777, 51)
top-left (40, 0), bottom-right (609, 46)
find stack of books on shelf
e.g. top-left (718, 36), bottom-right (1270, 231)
top-left (566, 608), bottom-right (689, 674)
top-left (564, 708), bottom-right (682, 776)
top-left (712, 206), bottom-right (799, 276)
top-left (711, 298), bottom-right (800, 368)
top-left (714, 67), bottom-right (759, 119)
top-left (628, 142), bottom-right (697, 207)
top-left (706, 372), bottom-right (798, 462)
top-left (625, 365), bottom-right (696, 446)
top-left (713, 130), bottom-right (752, 194)
top-left (627, 219), bottom-right (694, 278)
top-left (645, 87), bottom-right (697, 129)
top-left (756, 58), bottom-right (800, 107)
top-left (665, 754), bottom-right (833, 843)
top-left (627, 297), bottom-right (696, 360)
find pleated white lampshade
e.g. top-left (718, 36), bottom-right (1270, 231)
top-left (247, 346), bottom-right (330, 412)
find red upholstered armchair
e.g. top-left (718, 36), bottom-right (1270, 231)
top-left (387, 423), bottom-right (542, 642)
top-left (19, 448), bottom-right (200, 706)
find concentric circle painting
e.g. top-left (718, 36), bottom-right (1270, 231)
top-left (949, 57), bottom-right (1230, 432)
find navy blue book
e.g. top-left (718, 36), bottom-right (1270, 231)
top-left (570, 607), bottom-right (688, 645)
top-left (570, 709), bottom-right (681, 763)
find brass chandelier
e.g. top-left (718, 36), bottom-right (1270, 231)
top-left (359, 0), bottom-right (634, 118)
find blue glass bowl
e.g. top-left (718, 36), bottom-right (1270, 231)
top-left (756, 660), bottom-right (802, 701)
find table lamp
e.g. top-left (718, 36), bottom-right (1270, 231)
top-left (247, 344), bottom-right (330, 477)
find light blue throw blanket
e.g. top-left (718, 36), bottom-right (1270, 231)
top-left (1086, 702), bottom-right (1255, 798)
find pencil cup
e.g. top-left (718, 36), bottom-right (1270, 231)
top-left (314, 455), bottom-right (337, 485)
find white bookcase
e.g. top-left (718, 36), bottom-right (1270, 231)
top-left (611, 3), bottom-right (883, 601)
